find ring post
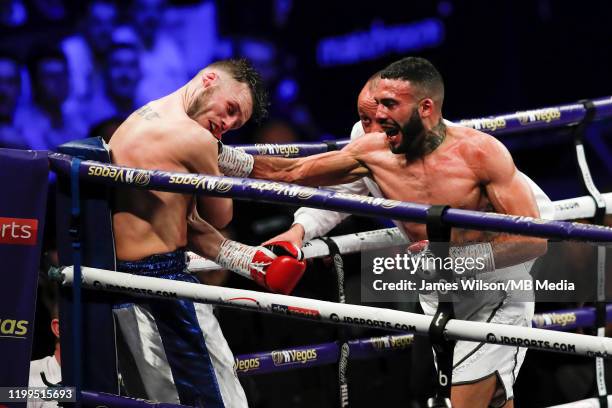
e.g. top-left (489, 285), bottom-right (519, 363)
top-left (55, 138), bottom-right (120, 396)
top-left (425, 205), bottom-right (454, 408)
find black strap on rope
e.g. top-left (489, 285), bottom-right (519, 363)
top-left (574, 99), bottom-right (606, 225)
top-left (321, 237), bottom-right (350, 408)
top-left (572, 100), bottom-right (608, 407)
top-left (324, 140), bottom-right (339, 152)
top-left (425, 205), bottom-right (454, 408)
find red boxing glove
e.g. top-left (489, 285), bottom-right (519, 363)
top-left (215, 240), bottom-right (306, 294)
top-left (259, 242), bottom-right (305, 294)
top-left (406, 240), bottom-right (438, 280)
top-left (407, 240), bottom-right (429, 254)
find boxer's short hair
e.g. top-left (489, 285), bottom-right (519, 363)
top-left (208, 58), bottom-right (269, 123)
top-left (381, 57), bottom-right (444, 104)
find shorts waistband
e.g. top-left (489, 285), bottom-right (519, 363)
top-left (117, 249), bottom-right (187, 278)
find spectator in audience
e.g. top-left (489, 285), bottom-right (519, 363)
top-left (88, 42), bottom-right (142, 130)
top-left (0, 0), bottom-right (27, 29)
top-left (62, 0), bottom-right (118, 126)
top-left (105, 42), bottom-right (142, 117)
top-left (14, 46), bottom-right (86, 150)
top-left (28, 284), bottom-right (61, 408)
top-left (0, 52), bottom-right (23, 148)
top-left (130, 0), bottom-right (187, 105)
top-left (163, 0), bottom-right (219, 77)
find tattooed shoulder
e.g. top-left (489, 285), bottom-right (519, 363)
top-left (424, 120), bottom-right (447, 154)
top-left (136, 105), bottom-right (161, 121)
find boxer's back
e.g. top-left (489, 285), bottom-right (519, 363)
top-left (109, 99), bottom-right (197, 261)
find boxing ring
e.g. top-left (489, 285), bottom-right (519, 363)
top-left (2, 96), bottom-right (611, 407)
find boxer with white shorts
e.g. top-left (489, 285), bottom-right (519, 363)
top-left (222, 57), bottom-right (552, 408)
top-left (270, 67), bottom-right (554, 408)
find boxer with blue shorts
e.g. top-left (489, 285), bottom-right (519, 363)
top-left (113, 249), bottom-right (246, 407)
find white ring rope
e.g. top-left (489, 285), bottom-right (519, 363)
top-left (187, 192), bottom-right (612, 272)
top-left (53, 266), bottom-right (612, 359)
top-left (187, 227), bottom-right (407, 271)
top-left (554, 192), bottom-right (612, 221)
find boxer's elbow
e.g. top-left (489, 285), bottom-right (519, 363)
top-left (530, 238), bottom-right (548, 259)
top-left (210, 205), bottom-right (232, 229)
top-left (195, 198), bottom-right (232, 230)
top-left (212, 214), bottom-right (232, 230)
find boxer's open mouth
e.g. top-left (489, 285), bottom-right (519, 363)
top-left (384, 126), bottom-right (401, 145)
top-left (384, 126), bottom-right (400, 137)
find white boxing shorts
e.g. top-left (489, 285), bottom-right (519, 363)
top-left (420, 261), bottom-right (535, 407)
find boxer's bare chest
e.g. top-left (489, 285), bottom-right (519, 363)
top-left (362, 142), bottom-right (491, 241)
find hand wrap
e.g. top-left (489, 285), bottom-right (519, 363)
top-left (218, 144), bottom-right (254, 177)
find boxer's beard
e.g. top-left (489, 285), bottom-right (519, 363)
top-left (388, 108), bottom-right (426, 160)
top-left (186, 86), bottom-right (216, 119)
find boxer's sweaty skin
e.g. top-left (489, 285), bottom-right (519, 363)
top-left (251, 79), bottom-right (546, 269)
top-left (109, 71), bottom-right (252, 261)
top-left (253, 126), bottom-right (544, 268)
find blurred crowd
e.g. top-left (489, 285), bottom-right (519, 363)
top-left (0, 0), bottom-right (319, 152)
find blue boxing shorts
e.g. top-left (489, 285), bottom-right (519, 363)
top-left (113, 249), bottom-right (248, 407)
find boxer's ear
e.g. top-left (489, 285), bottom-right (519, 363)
top-left (419, 98), bottom-right (434, 118)
top-left (202, 72), bottom-right (218, 88)
top-left (51, 318), bottom-right (60, 339)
